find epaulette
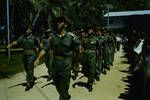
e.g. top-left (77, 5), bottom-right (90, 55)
top-left (67, 32), bottom-right (76, 37)
top-left (67, 32), bottom-right (78, 40)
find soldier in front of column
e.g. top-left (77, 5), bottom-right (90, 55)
top-left (7, 25), bottom-right (39, 91)
top-left (34, 16), bottom-right (81, 100)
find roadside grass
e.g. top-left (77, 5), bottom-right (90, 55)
top-left (0, 52), bottom-right (24, 79)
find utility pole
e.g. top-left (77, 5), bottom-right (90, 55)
top-left (105, 4), bottom-right (113, 29)
top-left (107, 6), bottom-right (110, 27)
top-left (6, 0), bottom-right (11, 60)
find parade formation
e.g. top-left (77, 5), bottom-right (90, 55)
top-left (5, 14), bottom-right (150, 99)
top-left (0, 1), bottom-right (150, 100)
top-left (6, 16), bottom-right (121, 100)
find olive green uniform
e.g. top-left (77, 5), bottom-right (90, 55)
top-left (82, 34), bottom-right (99, 87)
top-left (40, 36), bottom-right (53, 78)
top-left (95, 36), bottom-right (104, 77)
top-left (108, 34), bottom-right (116, 66)
top-left (103, 34), bottom-right (110, 70)
top-left (45, 32), bottom-right (80, 100)
top-left (16, 33), bottom-right (38, 83)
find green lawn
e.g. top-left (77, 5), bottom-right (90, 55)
top-left (0, 52), bottom-right (24, 79)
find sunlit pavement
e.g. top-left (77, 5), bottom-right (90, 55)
top-left (0, 46), bottom-right (131, 100)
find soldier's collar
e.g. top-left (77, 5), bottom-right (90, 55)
top-left (27, 34), bottom-right (32, 39)
top-left (56, 31), bottom-right (67, 38)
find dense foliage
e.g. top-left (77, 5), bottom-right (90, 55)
top-left (0, 0), bottom-right (150, 34)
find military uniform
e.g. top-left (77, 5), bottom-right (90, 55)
top-left (95, 35), bottom-right (104, 79)
top-left (44, 31), bottom-right (80, 100)
top-left (108, 34), bottom-right (116, 66)
top-left (16, 33), bottom-right (39, 85)
top-left (40, 34), bottom-right (53, 80)
top-left (103, 33), bottom-right (110, 71)
top-left (82, 33), bottom-right (99, 91)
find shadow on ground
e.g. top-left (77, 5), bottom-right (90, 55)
top-left (72, 81), bottom-right (89, 91)
top-left (118, 51), bottom-right (144, 100)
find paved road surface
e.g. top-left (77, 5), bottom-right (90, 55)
top-left (0, 47), bottom-right (131, 100)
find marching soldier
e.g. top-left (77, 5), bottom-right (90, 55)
top-left (81, 25), bottom-right (100, 91)
top-left (95, 28), bottom-right (104, 81)
top-left (7, 25), bottom-right (39, 91)
top-left (102, 29), bottom-right (110, 73)
top-left (34, 16), bottom-right (81, 100)
top-left (108, 31), bottom-right (116, 66)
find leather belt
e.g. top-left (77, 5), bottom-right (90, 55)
top-left (85, 49), bottom-right (96, 53)
top-left (54, 55), bottom-right (66, 60)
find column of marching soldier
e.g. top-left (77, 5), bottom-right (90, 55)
top-left (7, 16), bottom-right (120, 100)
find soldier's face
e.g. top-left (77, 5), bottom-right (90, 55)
top-left (88, 28), bottom-right (93, 34)
top-left (57, 21), bottom-right (65, 31)
top-left (26, 28), bottom-right (32, 34)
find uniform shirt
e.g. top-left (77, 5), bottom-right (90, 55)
top-left (16, 33), bottom-right (39, 55)
top-left (82, 34), bottom-right (99, 51)
top-left (45, 31), bottom-right (80, 57)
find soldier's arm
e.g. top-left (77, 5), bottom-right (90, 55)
top-left (72, 35), bottom-right (82, 80)
top-left (7, 35), bottom-right (24, 48)
top-left (34, 37), bottom-right (51, 66)
top-left (7, 41), bottom-right (17, 48)
top-left (34, 49), bottom-right (46, 66)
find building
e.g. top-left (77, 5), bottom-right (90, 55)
top-left (104, 10), bottom-right (150, 32)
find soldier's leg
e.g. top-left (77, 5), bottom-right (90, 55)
top-left (81, 53), bottom-right (89, 77)
top-left (95, 59), bottom-right (102, 81)
top-left (57, 72), bottom-right (71, 100)
top-left (103, 46), bottom-right (110, 72)
top-left (87, 55), bottom-right (96, 91)
top-left (23, 55), bottom-right (35, 90)
top-left (116, 42), bottom-right (120, 51)
top-left (52, 60), bottom-right (71, 100)
top-left (110, 47), bottom-right (115, 66)
top-left (103, 53), bottom-right (110, 72)
top-left (45, 54), bottom-right (53, 81)
top-left (108, 46), bottom-right (112, 66)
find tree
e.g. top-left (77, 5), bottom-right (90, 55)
top-left (1, 0), bottom-right (149, 37)
top-left (65, 0), bottom-right (104, 29)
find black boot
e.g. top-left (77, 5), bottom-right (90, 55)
top-left (25, 81), bottom-right (34, 91)
top-left (106, 66), bottom-right (110, 70)
top-left (87, 83), bottom-right (93, 92)
top-left (102, 69), bottom-right (107, 75)
top-left (47, 75), bottom-right (52, 81)
top-left (25, 83), bottom-right (31, 91)
top-left (95, 75), bottom-right (100, 81)
top-left (29, 81), bottom-right (34, 88)
top-left (34, 76), bottom-right (37, 81)
top-left (72, 71), bottom-right (78, 80)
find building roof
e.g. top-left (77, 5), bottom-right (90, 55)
top-left (104, 10), bottom-right (150, 17)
